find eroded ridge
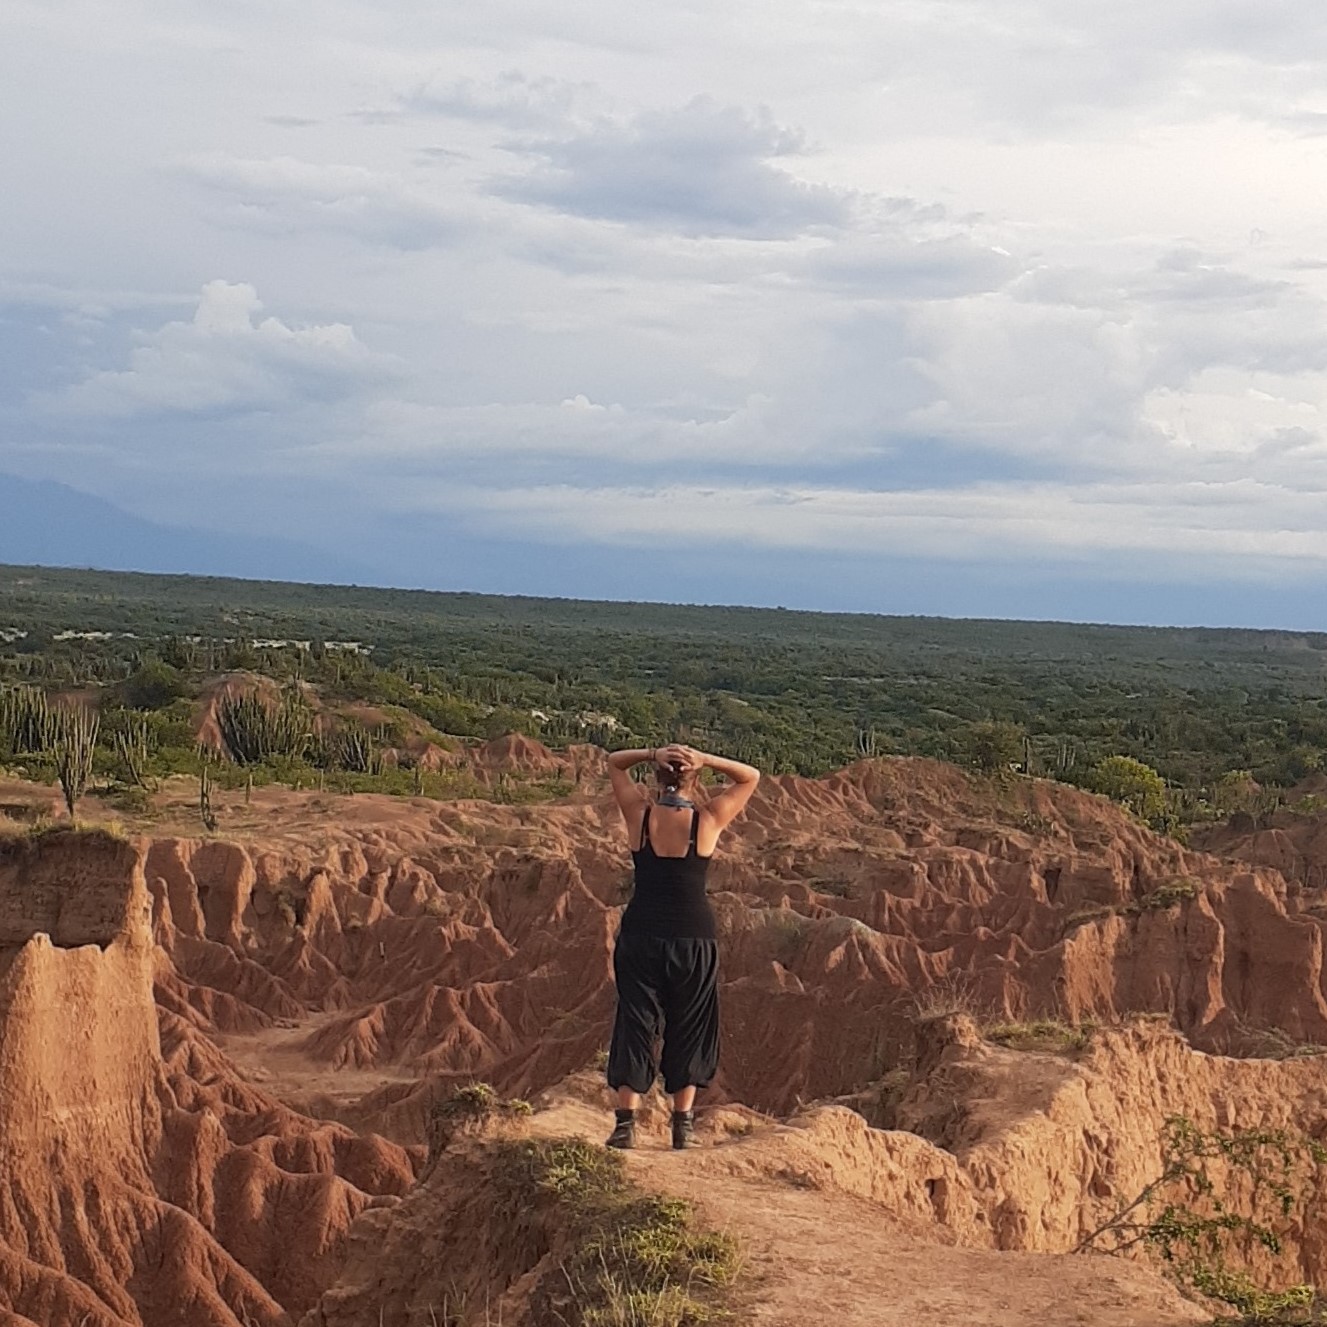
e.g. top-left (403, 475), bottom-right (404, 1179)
top-left (0, 830), bottom-right (416, 1327)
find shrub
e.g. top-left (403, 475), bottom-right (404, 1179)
top-left (1089, 755), bottom-right (1168, 822)
top-left (1077, 1115), bottom-right (1327, 1321)
top-left (494, 1137), bottom-right (740, 1326)
top-left (120, 658), bottom-right (185, 710)
top-left (962, 720), bottom-right (1026, 773)
top-left (911, 972), bottom-right (981, 1022)
top-left (984, 1019), bottom-right (1094, 1055)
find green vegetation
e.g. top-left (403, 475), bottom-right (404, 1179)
top-left (436, 1081), bottom-right (533, 1123)
top-left (1137, 878), bottom-right (1201, 911)
top-left (427, 1082), bottom-right (534, 1159)
top-left (1077, 1116), bottom-right (1327, 1324)
top-left (5, 563), bottom-right (1327, 820)
top-left (963, 719), bottom-right (1026, 773)
top-left (52, 705), bottom-right (98, 822)
top-left (1062, 880), bottom-right (1203, 934)
top-left (1088, 755), bottom-right (1169, 822)
top-left (215, 690), bottom-right (310, 764)
top-left (494, 1137), bottom-right (740, 1326)
top-left (983, 1019), bottom-right (1095, 1055)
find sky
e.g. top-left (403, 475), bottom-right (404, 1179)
top-left (4, 0), bottom-right (1327, 627)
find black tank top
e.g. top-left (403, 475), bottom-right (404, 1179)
top-left (620, 806), bottom-right (717, 940)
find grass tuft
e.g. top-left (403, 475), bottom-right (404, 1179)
top-left (983, 1018), bottom-right (1095, 1055)
top-left (910, 972), bottom-right (982, 1022)
top-left (493, 1138), bottom-right (740, 1326)
top-left (1137, 877), bottom-right (1200, 911)
top-left (426, 1082), bottom-right (534, 1164)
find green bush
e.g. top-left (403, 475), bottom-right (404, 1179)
top-left (1089, 755), bottom-right (1168, 822)
top-left (1077, 1115), bottom-right (1327, 1322)
top-left (962, 720), bottom-right (1026, 772)
top-left (120, 658), bottom-right (185, 710)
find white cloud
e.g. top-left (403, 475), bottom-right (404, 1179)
top-left (49, 280), bottom-right (389, 418)
top-left (495, 97), bottom-right (850, 237)
top-left (178, 154), bottom-right (468, 249)
top-left (393, 69), bottom-right (594, 128)
top-left (417, 476), bottom-right (1327, 577)
top-left (9, 0), bottom-right (1327, 617)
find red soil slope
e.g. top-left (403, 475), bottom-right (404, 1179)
top-left (0, 831), bottom-right (415, 1327)
top-left (143, 758), bottom-right (1327, 1127)
top-left (8, 754), bottom-right (1327, 1322)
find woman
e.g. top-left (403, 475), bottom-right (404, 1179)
top-left (604, 742), bottom-right (761, 1149)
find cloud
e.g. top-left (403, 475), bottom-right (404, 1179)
top-left (49, 280), bottom-right (390, 418)
top-left (393, 69), bottom-right (591, 128)
top-left (416, 475), bottom-right (1327, 579)
top-left (802, 230), bottom-right (1017, 300)
top-left (347, 392), bottom-right (810, 465)
top-left (900, 245), bottom-right (1327, 476)
top-left (14, 0), bottom-right (1327, 622)
top-left (495, 97), bottom-right (850, 237)
top-left (178, 154), bottom-right (466, 249)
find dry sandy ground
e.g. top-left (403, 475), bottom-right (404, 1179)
top-left (529, 1098), bottom-right (1207, 1327)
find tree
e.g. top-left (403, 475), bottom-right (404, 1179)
top-left (962, 720), bottom-right (1026, 773)
top-left (1212, 769), bottom-right (1260, 816)
top-left (121, 658), bottom-right (185, 710)
top-left (1089, 755), bottom-right (1167, 822)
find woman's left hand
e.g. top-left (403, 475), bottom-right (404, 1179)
top-left (664, 744), bottom-right (704, 773)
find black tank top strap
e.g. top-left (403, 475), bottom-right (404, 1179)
top-left (687, 809), bottom-right (699, 854)
top-left (640, 804), bottom-right (652, 852)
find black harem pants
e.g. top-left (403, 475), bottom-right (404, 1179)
top-left (607, 932), bottom-right (720, 1095)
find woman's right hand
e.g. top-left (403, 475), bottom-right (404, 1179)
top-left (659, 743), bottom-right (704, 773)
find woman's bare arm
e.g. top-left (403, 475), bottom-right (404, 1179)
top-left (607, 747), bottom-right (659, 816)
top-left (675, 746), bottom-right (760, 829)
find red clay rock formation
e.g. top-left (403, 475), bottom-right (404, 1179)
top-left (11, 754), bottom-right (1327, 1323)
top-left (141, 759), bottom-right (1327, 1125)
top-left (0, 831), bottom-right (415, 1327)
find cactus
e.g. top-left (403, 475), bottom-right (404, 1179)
top-left (113, 716), bottom-right (153, 788)
top-left (216, 690), bottom-right (312, 764)
top-left (52, 705), bottom-right (99, 822)
top-left (854, 725), bottom-right (877, 759)
top-left (199, 755), bottom-right (218, 832)
top-left (1, 685), bottom-right (53, 755)
top-left (332, 722), bottom-right (378, 773)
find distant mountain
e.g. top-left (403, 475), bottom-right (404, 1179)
top-left (0, 475), bottom-right (381, 585)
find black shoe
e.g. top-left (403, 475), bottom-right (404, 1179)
top-left (606, 1115), bottom-right (636, 1150)
top-left (671, 1110), bottom-right (695, 1150)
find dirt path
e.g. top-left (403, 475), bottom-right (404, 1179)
top-left (219, 1017), bottom-right (419, 1116)
top-left (532, 1100), bottom-right (1206, 1327)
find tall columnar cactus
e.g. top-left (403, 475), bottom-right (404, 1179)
top-left (333, 722), bottom-right (377, 773)
top-left (113, 716), bottom-right (153, 788)
top-left (199, 752), bottom-right (218, 832)
top-left (52, 705), bottom-right (100, 823)
top-left (1, 685), bottom-right (53, 756)
top-left (215, 691), bottom-right (311, 765)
